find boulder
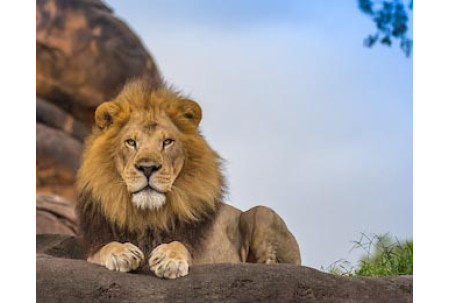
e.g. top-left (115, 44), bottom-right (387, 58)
top-left (36, 234), bottom-right (413, 303)
top-left (36, 0), bottom-right (162, 125)
top-left (36, 0), bottom-right (162, 200)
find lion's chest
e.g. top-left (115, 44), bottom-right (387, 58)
top-left (121, 203), bottom-right (245, 264)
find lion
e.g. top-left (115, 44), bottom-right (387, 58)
top-left (76, 79), bottom-right (301, 279)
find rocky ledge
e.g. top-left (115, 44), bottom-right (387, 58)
top-left (36, 234), bottom-right (412, 303)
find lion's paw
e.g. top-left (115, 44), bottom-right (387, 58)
top-left (90, 242), bottom-right (144, 273)
top-left (149, 241), bottom-right (191, 279)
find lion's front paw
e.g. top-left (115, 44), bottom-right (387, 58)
top-left (88, 242), bottom-right (144, 273)
top-left (149, 241), bottom-right (191, 279)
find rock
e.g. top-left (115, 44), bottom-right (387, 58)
top-left (36, 98), bottom-right (86, 199)
top-left (36, 123), bottom-right (82, 200)
top-left (36, 0), bottom-right (162, 125)
top-left (36, 234), bottom-right (413, 303)
top-left (36, 195), bottom-right (77, 236)
top-left (37, 97), bottom-right (90, 142)
top-left (36, 0), bottom-right (162, 201)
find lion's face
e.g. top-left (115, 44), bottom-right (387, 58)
top-left (77, 81), bottom-right (224, 230)
top-left (116, 112), bottom-right (185, 210)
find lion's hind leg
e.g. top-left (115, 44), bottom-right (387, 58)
top-left (239, 206), bottom-right (301, 265)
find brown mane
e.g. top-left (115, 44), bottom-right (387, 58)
top-left (76, 80), bottom-right (225, 237)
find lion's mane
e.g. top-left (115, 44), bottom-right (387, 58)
top-left (76, 80), bottom-right (225, 255)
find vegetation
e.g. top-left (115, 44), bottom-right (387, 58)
top-left (358, 0), bottom-right (413, 57)
top-left (323, 233), bottom-right (413, 276)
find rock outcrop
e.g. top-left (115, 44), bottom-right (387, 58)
top-left (36, 0), bottom-right (162, 125)
top-left (37, 234), bottom-right (413, 303)
top-left (36, 0), bottom-right (162, 202)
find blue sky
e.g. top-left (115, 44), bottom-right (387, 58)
top-left (106, 0), bottom-right (413, 269)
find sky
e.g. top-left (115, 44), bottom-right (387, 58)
top-left (106, 0), bottom-right (413, 269)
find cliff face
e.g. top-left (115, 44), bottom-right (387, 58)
top-left (37, 234), bottom-right (413, 303)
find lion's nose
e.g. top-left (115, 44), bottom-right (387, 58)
top-left (135, 163), bottom-right (162, 178)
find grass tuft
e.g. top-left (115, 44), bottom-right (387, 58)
top-left (322, 233), bottom-right (413, 277)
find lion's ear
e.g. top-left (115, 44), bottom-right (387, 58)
top-left (169, 99), bottom-right (202, 130)
top-left (94, 101), bottom-right (120, 130)
top-left (179, 99), bottom-right (202, 127)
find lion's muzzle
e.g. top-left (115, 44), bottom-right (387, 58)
top-left (135, 162), bottom-right (162, 179)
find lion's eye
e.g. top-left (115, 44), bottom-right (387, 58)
top-left (163, 138), bottom-right (174, 148)
top-left (125, 139), bottom-right (136, 148)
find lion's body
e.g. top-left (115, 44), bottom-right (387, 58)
top-left (194, 203), bottom-right (243, 264)
top-left (76, 80), bottom-right (301, 278)
top-left (192, 203), bottom-right (301, 265)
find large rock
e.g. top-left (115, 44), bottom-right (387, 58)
top-left (36, 234), bottom-right (413, 303)
top-left (36, 0), bottom-right (162, 200)
top-left (36, 123), bottom-right (82, 199)
top-left (36, 195), bottom-right (77, 236)
top-left (36, 0), bottom-right (162, 125)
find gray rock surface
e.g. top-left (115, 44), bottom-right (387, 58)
top-left (37, 234), bottom-right (413, 303)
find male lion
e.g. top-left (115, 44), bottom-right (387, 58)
top-left (76, 80), bottom-right (301, 279)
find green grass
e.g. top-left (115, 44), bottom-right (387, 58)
top-left (322, 233), bottom-right (413, 277)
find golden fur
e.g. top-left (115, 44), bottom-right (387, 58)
top-left (76, 80), bottom-right (224, 233)
top-left (76, 79), bottom-right (301, 279)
